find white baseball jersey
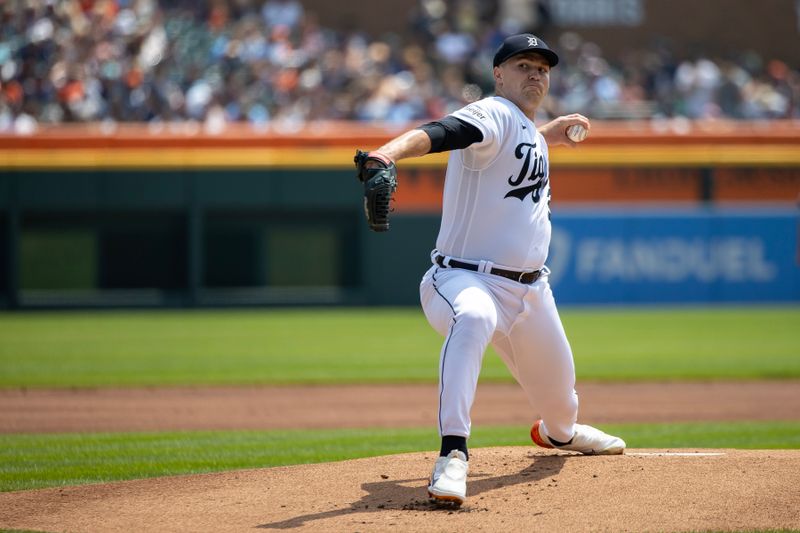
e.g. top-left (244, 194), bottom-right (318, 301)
top-left (435, 96), bottom-right (552, 270)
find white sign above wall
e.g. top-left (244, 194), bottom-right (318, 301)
top-left (549, 0), bottom-right (644, 26)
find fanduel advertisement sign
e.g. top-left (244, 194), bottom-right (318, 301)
top-left (547, 208), bottom-right (799, 303)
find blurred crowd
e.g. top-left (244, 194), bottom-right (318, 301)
top-left (1, 0), bottom-right (799, 133)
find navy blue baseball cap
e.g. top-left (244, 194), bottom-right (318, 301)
top-left (492, 33), bottom-right (559, 68)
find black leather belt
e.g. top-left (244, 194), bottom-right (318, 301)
top-left (435, 255), bottom-right (541, 284)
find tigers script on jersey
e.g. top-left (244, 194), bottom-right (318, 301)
top-left (436, 96), bottom-right (552, 270)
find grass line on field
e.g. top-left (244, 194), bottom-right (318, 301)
top-left (1, 421), bottom-right (798, 492)
top-left (0, 306), bottom-right (798, 387)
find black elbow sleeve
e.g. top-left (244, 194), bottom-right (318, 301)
top-left (418, 122), bottom-right (448, 153)
top-left (417, 117), bottom-right (483, 153)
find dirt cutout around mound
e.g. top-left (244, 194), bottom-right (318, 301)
top-left (2, 447), bottom-right (799, 532)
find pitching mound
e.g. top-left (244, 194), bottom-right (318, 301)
top-left (1, 447), bottom-right (798, 532)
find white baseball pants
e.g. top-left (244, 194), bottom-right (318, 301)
top-left (419, 263), bottom-right (579, 443)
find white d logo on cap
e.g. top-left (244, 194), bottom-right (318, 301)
top-left (527, 37), bottom-right (538, 47)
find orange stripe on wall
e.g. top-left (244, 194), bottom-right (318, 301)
top-left (2, 120), bottom-right (800, 150)
top-left (2, 145), bottom-right (800, 170)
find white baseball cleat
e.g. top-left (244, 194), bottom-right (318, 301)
top-left (427, 449), bottom-right (468, 504)
top-left (531, 420), bottom-right (626, 455)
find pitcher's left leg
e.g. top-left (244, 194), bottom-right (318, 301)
top-left (499, 279), bottom-right (625, 454)
top-left (495, 280), bottom-right (578, 443)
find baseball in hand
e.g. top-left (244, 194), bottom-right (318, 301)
top-left (566, 124), bottom-right (588, 143)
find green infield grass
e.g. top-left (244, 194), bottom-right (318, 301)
top-left (1, 421), bottom-right (799, 492)
top-left (0, 306), bottom-right (798, 387)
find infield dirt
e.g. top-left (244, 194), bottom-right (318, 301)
top-left (1, 381), bottom-right (799, 532)
top-left (2, 380), bottom-right (799, 433)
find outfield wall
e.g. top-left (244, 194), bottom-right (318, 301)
top-left (365, 208), bottom-right (800, 306)
top-left (1, 122), bottom-right (798, 308)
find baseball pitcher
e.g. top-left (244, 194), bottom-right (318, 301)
top-left (354, 33), bottom-right (625, 506)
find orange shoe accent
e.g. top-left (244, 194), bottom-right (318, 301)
top-left (530, 420), bottom-right (554, 449)
top-left (428, 491), bottom-right (464, 505)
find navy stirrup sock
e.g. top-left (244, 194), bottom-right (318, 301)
top-left (440, 435), bottom-right (468, 460)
